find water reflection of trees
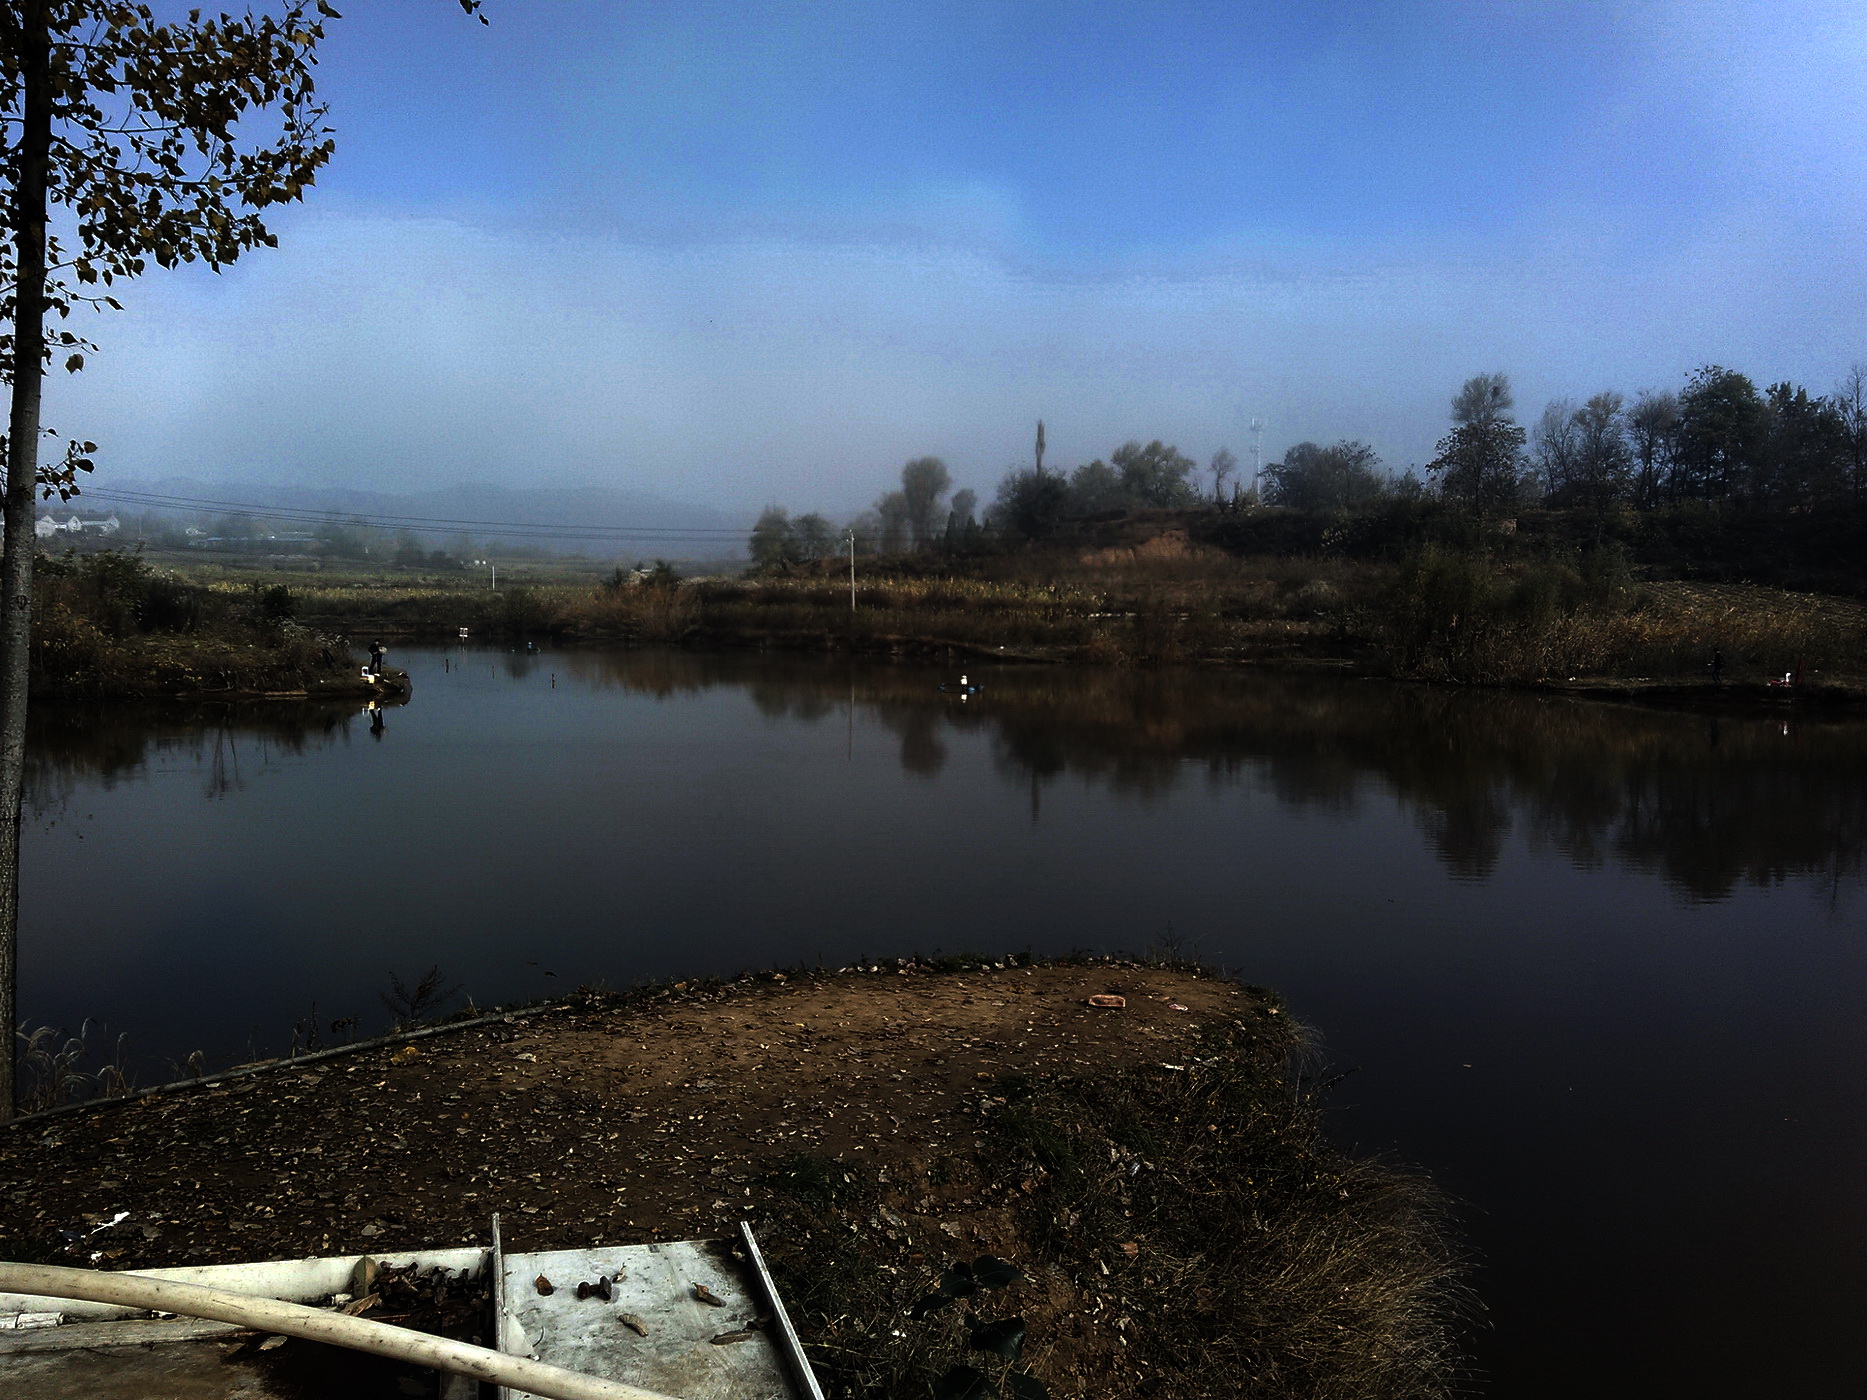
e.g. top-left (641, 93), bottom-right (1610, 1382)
top-left (25, 702), bottom-right (366, 813)
top-left (565, 649), bottom-right (1867, 902)
top-left (37, 649), bottom-right (1867, 903)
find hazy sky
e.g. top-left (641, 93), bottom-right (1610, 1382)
top-left (44, 0), bottom-right (1867, 518)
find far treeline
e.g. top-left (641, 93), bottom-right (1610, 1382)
top-left (750, 362), bottom-right (1867, 585)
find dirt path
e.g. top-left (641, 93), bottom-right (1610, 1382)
top-left (0, 962), bottom-right (1247, 1272)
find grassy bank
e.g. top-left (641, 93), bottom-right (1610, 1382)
top-left (254, 535), bottom-right (1867, 695)
top-left (0, 959), bottom-right (1469, 1400)
top-left (27, 550), bottom-right (383, 699)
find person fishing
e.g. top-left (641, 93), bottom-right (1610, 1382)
top-left (369, 640), bottom-right (386, 677)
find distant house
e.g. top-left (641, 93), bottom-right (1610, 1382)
top-left (34, 513), bottom-right (119, 539)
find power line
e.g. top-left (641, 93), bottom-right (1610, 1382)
top-left (73, 486), bottom-right (755, 542)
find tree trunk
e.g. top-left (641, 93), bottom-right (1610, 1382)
top-left (0, 4), bottom-right (51, 1121)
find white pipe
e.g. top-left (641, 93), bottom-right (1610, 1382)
top-left (0, 1261), bottom-right (681, 1400)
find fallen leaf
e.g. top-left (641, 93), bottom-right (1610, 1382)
top-left (1086, 995), bottom-right (1126, 1009)
top-left (710, 1329), bottom-right (757, 1345)
top-left (692, 1283), bottom-right (726, 1307)
top-left (619, 1313), bottom-right (648, 1336)
top-left (534, 1275), bottom-right (555, 1296)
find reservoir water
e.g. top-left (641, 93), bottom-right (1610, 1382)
top-left (20, 645), bottom-right (1867, 1397)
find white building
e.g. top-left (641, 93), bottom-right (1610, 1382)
top-left (34, 514), bottom-right (120, 539)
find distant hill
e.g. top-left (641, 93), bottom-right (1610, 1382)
top-left (89, 477), bottom-right (750, 561)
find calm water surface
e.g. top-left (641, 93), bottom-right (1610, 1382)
top-left (20, 647), bottom-right (1867, 1398)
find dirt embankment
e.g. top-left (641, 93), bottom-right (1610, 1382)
top-left (1, 965), bottom-right (1237, 1264)
top-left (1, 962), bottom-right (1467, 1399)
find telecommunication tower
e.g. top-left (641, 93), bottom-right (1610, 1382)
top-left (1249, 418), bottom-right (1265, 496)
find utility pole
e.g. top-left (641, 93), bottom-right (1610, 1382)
top-left (1035, 419), bottom-right (1046, 477)
top-left (848, 530), bottom-right (856, 613)
top-left (1249, 418), bottom-right (1265, 498)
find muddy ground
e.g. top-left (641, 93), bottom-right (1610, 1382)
top-left (3, 962), bottom-right (1282, 1397)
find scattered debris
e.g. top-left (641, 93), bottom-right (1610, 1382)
top-left (710, 1328), bottom-right (758, 1345)
top-left (692, 1283), bottom-right (726, 1307)
top-left (534, 1274), bottom-right (555, 1296)
top-left (1086, 995), bottom-right (1126, 1009)
top-left (618, 1313), bottom-right (649, 1337)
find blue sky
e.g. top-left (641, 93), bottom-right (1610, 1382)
top-left (48, 0), bottom-right (1867, 516)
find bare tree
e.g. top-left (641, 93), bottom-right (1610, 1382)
top-left (1532, 400), bottom-right (1581, 502)
top-left (1209, 447), bottom-right (1237, 503)
top-left (1569, 391), bottom-right (1633, 532)
top-left (1627, 390), bottom-right (1680, 509)
top-left (1836, 364), bottom-right (1867, 499)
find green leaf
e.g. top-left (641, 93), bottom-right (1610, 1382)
top-left (968, 1317), bottom-right (1027, 1361)
top-left (1006, 1373), bottom-right (1051, 1400)
top-left (940, 1262), bottom-right (976, 1298)
top-left (970, 1256), bottom-right (1023, 1290)
top-left (905, 1292), bottom-right (953, 1320)
top-left (64, 354), bottom-right (84, 373)
top-left (932, 1365), bottom-right (997, 1400)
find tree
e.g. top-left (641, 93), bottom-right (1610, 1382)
top-left (393, 529), bottom-right (427, 566)
top-left (748, 505), bottom-right (796, 571)
top-left (1759, 382), bottom-right (1847, 510)
top-left (1209, 447), bottom-right (1237, 503)
top-left (1034, 419), bottom-right (1045, 475)
top-left (1452, 371), bottom-right (1513, 427)
top-left (1432, 374), bottom-right (1526, 515)
top-left (1531, 400), bottom-right (1581, 504)
top-left (1627, 389), bottom-right (1679, 509)
top-left (1835, 364), bottom-right (1867, 499)
top-left (991, 465), bottom-right (1069, 540)
top-left (1, 1), bottom-right (352, 1120)
top-left (899, 456), bottom-right (950, 548)
top-left (1067, 458), bottom-right (1124, 513)
top-left (942, 487), bottom-right (977, 549)
top-left (1432, 420), bottom-right (1527, 515)
top-left (1264, 441), bottom-right (1387, 513)
top-left (1110, 439), bottom-right (1198, 507)
top-left (1569, 391), bottom-right (1632, 522)
top-left (1673, 365), bottom-right (1765, 503)
top-left (792, 511), bottom-right (836, 561)
top-left (875, 489), bottom-right (910, 554)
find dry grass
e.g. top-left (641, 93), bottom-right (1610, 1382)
top-left (1623, 581), bottom-right (1867, 681)
top-left (756, 1011), bottom-right (1471, 1400)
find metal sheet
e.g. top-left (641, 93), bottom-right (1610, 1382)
top-left (499, 1239), bottom-right (804, 1400)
